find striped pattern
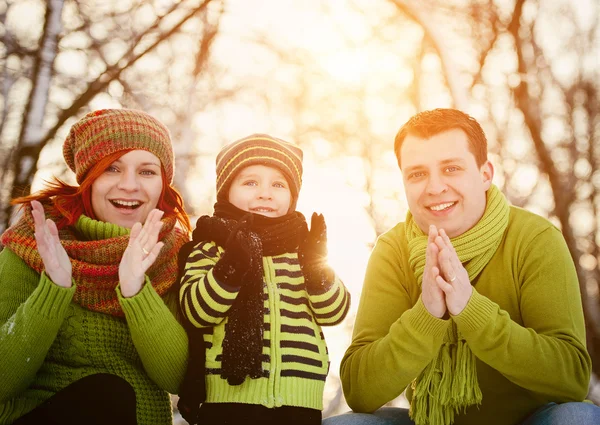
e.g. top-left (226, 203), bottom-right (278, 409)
top-left (215, 134), bottom-right (303, 201)
top-left (179, 241), bottom-right (350, 410)
top-left (63, 109), bottom-right (174, 183)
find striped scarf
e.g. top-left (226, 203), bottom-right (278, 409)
top-left (1, 202), bottom-right (187, 316)
top-left (405, 184), bottom-right (510, 425)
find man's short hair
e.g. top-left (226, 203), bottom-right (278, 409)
top-left (394, 108), bottom-right (488, 168)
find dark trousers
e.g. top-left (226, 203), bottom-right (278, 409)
top-left (14, 373), bottom-right (137, 425)
top-left (199, 402), bottom-right (321, 425)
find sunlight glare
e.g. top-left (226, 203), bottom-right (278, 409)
top-left (323, 50), bottom-right (369, 85)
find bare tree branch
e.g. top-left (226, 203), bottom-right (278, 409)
top-left (389, 0), bottom-right (470, 109)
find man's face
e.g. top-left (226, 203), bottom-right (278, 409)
top-left (400, 128), bottom-right (493, 238)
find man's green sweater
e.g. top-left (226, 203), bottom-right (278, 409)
top-left (341, 206), bottom-right (591, 425)
top-left (0, 218), bottom-right (188, 425)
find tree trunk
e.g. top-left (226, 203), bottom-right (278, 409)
top-left (2, 0), bottom-right (214, 231)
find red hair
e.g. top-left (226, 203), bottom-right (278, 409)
top-left (12, 150), bottom-right (191, 233)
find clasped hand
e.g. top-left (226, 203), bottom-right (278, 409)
top-left (32, 201), bottom-right (165, 297)
top-left (421, 224), bottom-right (472, 318)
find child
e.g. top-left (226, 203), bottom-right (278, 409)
top-left (177, 134), bottom-right (350, 425)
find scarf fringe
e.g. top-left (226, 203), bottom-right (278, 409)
top-left (410, 336), bottom-right (482, 425)
top-left (407, 185), bottom-right (508, 425)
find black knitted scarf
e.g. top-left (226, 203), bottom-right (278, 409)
top-left (177, 201), bottom-right (308, 424)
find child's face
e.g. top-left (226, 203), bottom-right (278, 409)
top-left (228, 164), bottom-right (292, 218)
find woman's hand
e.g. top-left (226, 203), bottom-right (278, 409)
top-left (119, 209), bottom-right (165, 298)
top-left (31, 200), bottom-right (72, 288)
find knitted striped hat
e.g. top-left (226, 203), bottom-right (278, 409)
top-left (63, 109), bottom-right (174, 184)
top-left (216, 134), bottom-right (303, 207)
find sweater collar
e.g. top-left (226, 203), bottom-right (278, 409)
top-left (76, 214), bottom-right (130, 241)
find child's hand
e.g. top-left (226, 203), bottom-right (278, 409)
top-left (299, 213), bottom-right (334, 293)
top-left (213, 215), bottom-right (262, 286)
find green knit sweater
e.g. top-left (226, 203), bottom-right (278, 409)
top-left (341, 206), bottom-right (591, 425)
top-left (0, 218), bottom-right (189, 425)
top-left (180, 240), bottom-right (351, 410)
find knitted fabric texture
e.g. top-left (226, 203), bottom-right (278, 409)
top-left (177, 201), bottom-right (309, 422)
top-left (1, 202), bottom-right (187, 316)
top-left (183, 201), bottom-right (307, 375)
top-left (405, 184), bottom-right (510, 425)
top-left (63, 109), bottom-right (175, 183)
top-left (215, 134), bottom-right (303, 208)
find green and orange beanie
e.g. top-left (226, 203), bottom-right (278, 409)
top-left (63, 109), bottom-right (175, 183)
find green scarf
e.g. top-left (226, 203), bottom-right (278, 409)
top-left (405, 184), bottom-right (510, 425)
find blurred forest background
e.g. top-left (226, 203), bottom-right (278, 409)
top-left (1, 0), bottom-right (600, 421)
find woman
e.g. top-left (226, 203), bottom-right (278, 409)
top-left (0, 109), bottom-right (191, 425)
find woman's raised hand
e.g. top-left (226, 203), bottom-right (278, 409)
top-left (119, 209), bottom-right (165, 298)
top-left (31, 200), bottom-right (72, 288)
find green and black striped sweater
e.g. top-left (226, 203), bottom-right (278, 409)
top-left (180, 240), bottom-right (350, 410)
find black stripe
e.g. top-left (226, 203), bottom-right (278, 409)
top-left (278, 282), bottom-right (303, 291)
top-left (205, 368), bottom-right (270, 378)
top-left (204, 276), bottom-right (237, 303)
top-left (280, 324), bottom-right (315, 336)
top-left (216, 354), bottom-right (271, 363)
top-left (276, 269), bottom-right (304, 279)
top-left (182, 284), bottom-right (213, 327)
top-left (311, 287), bottom-right (340, 309)
top-left (281, 354), bottom-right (322, 368)
top-left (186, 250), bottom-right (209, 264)
top-left (180, 271), bottom-right (201, 287)
top-left (272, 256), bottom-right (298, 264)
top-left (280, 294), bottom-right (308, 306)
top-left (183, 263), bottom-right (213, 274)
top-left (280, 309), bottom-right (312, 321)
top-left (280, 340), bottom-right (320, 353)
top-left (314, 289), bottom-right (350, 322)
top-left (205, 244), bottom-right (220, 257)
top-left (191, 281), bottom-right (229, 321)
top-left (210, 272), bottom-right (240, 294)
top-left (280, 370), bottom-right (327, 381)
top-left (264, 322), bottom-right (271, 331)
top-left (187, 243), bottom-right (219, 262)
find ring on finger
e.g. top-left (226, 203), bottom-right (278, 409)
top-left (449, 275), bottom-right (457, 282)
top-left (142, 247), bottom-right (150, 255)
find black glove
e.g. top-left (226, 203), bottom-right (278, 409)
top-left (213, 215), bottom-right (262, 286)
top-left (298, 213), bottom-right (334, 292)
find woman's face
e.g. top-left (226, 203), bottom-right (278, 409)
top-left (91, 150), bottom-right (163, 228)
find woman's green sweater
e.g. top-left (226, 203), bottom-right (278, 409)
top-left (0, 218), bottom-right (188, 425)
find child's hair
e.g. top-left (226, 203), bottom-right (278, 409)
top-left (215, 134), bottom-right (304, 209)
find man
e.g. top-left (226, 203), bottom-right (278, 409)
top-left (325, 109), bottom-right (599, 425)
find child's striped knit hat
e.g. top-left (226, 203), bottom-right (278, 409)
top-left (216, 134), bottom-right (303, 207)
top-left (63, 109), bottom-right (174, 184)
